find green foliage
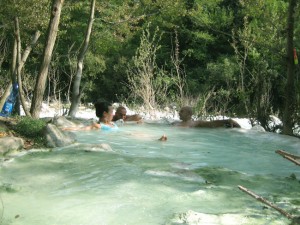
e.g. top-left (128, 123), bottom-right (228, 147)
top-left (14, 117), bottom-right (47, 140)
top-left (0, 0), bottom-right (299, 130)
top-left (206, 57), bottom-right (238, 86)
top-left (126, 25), bottom-right (171, 108)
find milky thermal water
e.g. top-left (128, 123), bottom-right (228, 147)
top-left (0, 124), bottom-right (299, 225)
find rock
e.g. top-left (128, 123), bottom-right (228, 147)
top-left (51, 116), bottom-right (96, 130)
top-left (0, 137), bottom-right (24, 156)
top-left (251, 125), bottom-right (265, 132)
top-left (44, 124), bottom-right (76, 148)
top-left (51, 116), bottom-right (79, 128)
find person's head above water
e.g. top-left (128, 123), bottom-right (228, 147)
top-left (176, 105), bottom-right (241, 128)
top-left (112, 106), bottom-right (142, 122)
top-left (94, 101), bottom-right (113, 123)
top-left (113, 106), bottom-right (127, 121)
top-left (179, 106), bottom-right (193, 122)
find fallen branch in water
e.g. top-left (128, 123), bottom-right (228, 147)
top-left (238, 185), bottom-right (294, 220)
top-left (276, 150), bottom-right (300, 166)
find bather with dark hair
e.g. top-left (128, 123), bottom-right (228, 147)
top-left (94, 101), bottom-right (111, 119)
top-left (62, 101), bottom-right (118, 131)
top-left (94, 100), bottom-right (118, 131)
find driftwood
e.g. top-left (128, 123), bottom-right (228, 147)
top-left (238, 185), bottom-right (294, 220)
top-left (276, 150), bottom-right (300, 166)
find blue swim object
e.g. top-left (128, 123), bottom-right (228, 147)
top-left (0, 83), bottom-right (19, 117)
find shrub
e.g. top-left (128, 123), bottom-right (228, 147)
top-left (14, 117), bottom-right (47, 139)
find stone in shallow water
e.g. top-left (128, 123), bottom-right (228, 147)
top-left (0, 136), bottom-right (24, 156)
top-left (251, 125), bottom-right (265, 132)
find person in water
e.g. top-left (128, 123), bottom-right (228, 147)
top-left (158, 134), bottom-right (167, 141)
top-left (95, 101), bottom-right (118, 130)
top-left (62, 101), bottom-right (118, 131)
top-left (174, 106), bottom-right (241, 128)
top-left (112, 106), bottom-right (142, 123)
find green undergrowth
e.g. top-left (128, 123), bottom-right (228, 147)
top-left (13, 116), bottom-right (47, 146)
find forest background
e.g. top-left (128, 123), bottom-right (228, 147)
top-left (0, 0), bottom-right (299, 136)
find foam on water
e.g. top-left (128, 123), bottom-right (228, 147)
top-left (0, 124), bottom-right (299, 225)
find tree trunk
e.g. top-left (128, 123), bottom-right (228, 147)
top-left (14, 17), bottom-right (41, 117)
top-left (283, 0), bottom-right (297, 135)
top-left (68, 0), bottom-right (95, 117)
top-left (0, 29), bottom-right (18, 111)
top-left (30, 0), bottom-right (64, 119)
top-left (0, 83), bottom-right (12, 111)
top-left (11, 30), bottom-right (18, 84)
top-left (15, 17), bottom-right (22, 116)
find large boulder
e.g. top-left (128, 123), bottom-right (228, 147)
top-left (0, 137), bottom-right (24, 156)
top-left (51, 116), bottom-right (95, 129)
top-left (45, 123), bottom-right (76, 148)
top-left (51, 116), bottom-right (80, 128)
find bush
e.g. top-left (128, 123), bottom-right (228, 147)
top-left (14, 116), bottom-right (47, 139)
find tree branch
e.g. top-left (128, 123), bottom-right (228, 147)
top-left (276, 149), bottom-right (300, 166)
top-left (238, 185), bottom-right (295, 220)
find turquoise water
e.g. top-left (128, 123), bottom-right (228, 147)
top-left (0, 124), bottom-right (299, 225)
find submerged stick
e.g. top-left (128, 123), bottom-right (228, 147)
top-left (238, 185), bottom-right (294, 220)
top-left (276, 150), bottom-right (300, 166)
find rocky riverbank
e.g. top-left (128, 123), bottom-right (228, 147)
top-left (0, 116), bottom-right (78, 157)
top-left (0, 117), bottom-right (31, 156)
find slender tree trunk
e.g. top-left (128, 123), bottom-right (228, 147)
top-left (68, 0), bottom-right (95, 117)
top-left (0, 83), bottom-right (12, 111)
top-left (0, 30), bottom-right (17, 111)
top-left (14, 17), bottom-right (41, 116)
top-left (15, 17), bottom-right (22, 115)
top-left (0, 20), bottom-right (40, 114)
top-left (66, 43), bottom-right (76, 104)
top-left (30, 0), bottom-right (64, 119)
top-left (11, 32), bottom-right (17, 84)
top-left (283, 0), bottom-right (297, 135)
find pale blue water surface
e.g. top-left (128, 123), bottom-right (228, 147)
top-left (0, 124), bottom-right (299, 225)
